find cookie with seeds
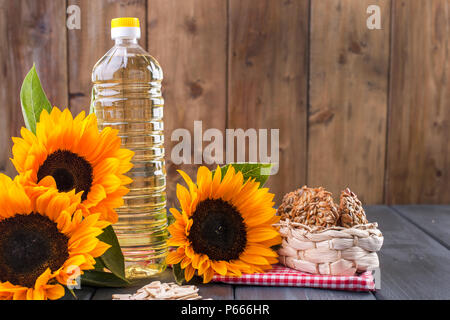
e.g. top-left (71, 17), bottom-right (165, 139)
top-left (338, 188), bottom-right (369, 228)
top-left (277, 186), bottom-right (339, 229)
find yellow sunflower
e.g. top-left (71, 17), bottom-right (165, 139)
top-left (166, 166), bottom-right (281, 283)
top-left (11, 107), bottom-right (134, 223)
top-left (0, 174), bottom-right (110, 300)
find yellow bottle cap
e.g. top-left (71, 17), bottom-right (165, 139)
top-left (111, 17), bottom-right (140, 29)
top-left (111, 17), bottom-right (141, 39)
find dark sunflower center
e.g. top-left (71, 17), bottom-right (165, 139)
top-left (188, 199), bottom-right (247, 261)
top-left (37, 149), bottom-right (93, 201)
top-left (0, 213), bottom-right (69, 288)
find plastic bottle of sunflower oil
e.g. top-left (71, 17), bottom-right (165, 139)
top-left (91, 17), bottom-right (168, 279)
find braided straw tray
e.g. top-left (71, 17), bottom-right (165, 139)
top-left (277, 220), bottom-right (383, 276)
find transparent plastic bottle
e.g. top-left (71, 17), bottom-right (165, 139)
top-left (91, 17), bottom-right (167, 279)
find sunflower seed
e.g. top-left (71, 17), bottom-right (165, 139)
top-left (112, 281), bottom-right (210, 300)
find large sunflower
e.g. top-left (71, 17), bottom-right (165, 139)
top-left (11, 107), bottom-right (134, 223)
top-left (166, 166), bottom-right (281, 283)
top-left (0, 174), bottom-right (110, 300)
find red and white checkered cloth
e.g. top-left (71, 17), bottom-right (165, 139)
top-left (212, 264), bottom-right (376, 292)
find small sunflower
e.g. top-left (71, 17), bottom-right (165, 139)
top-left (0, 174), bottom-right (110, 300)
top-left (11, 107), bottom-right (134, 223)
top-left (166, 166), bottom-right (281, 283)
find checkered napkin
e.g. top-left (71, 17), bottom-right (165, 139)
top-left (212, 264), bottom-right (376, 292)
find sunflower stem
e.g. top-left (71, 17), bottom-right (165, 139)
top-left (66, 287), bottom-right (78, 300)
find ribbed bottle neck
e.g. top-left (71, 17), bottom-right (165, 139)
top-left (114, 38), bottom-right (138, 46)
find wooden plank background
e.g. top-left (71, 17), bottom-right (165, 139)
top-left (386, 0), bottom-right (450, 204)
top-left (0, 0), bottom-right (448, 206)
top-left (308, 0), bottom-right (391, 204)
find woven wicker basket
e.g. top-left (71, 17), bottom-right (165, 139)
top-left (277, 220), bottom-right (383, 276)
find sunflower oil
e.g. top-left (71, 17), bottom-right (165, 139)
top-left (91, 17), bottom-right (168, 279)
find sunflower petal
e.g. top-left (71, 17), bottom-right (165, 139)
top-left (89, 241), bottom-right (111, 258)
top-left (166, 249), bottom-right (185, 265)
top-left (203, 266), bottom-right (215, 283)
top-left (184, 264), bottom-right (195, 282)
top-left (244, 244), bottom-right (278, 258)
top-left (239, 253), bottom-right (270, 265)
top-left (211, 261), bottom-right (228, 276)
top-left (177, 169), bottom-right (195, 191)
top-left (247, 227), bottom-right (280, 242)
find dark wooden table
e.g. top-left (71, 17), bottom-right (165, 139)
top-left (64, 205), bottom-right (450, 300)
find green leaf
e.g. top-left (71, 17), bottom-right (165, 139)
top-left (214, 163), bottom-right (274, 187)
top-left (81, 226), bottom-right (130, 287)
top-left (81, 270), bottom-right (130, 288)
top-left (97, 225), bottom-right (126, 280)
top-left (172, 263), bottom-right (185, 285)
top-left (167, 211), bottom-right (176, 226)
top-left (20, 64), bottom-right (52, 134)
top-left (93, 257), bottom-right (106, 271)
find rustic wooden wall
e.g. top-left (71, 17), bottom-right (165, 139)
top-left (308, 0), bottom-right (391, 204)
top-left (0, 0), bottom-right (448, 206)
top-left (386, 0), bottom-right (450, 204)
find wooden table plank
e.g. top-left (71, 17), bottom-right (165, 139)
top-left (196, 283), bottom-right (234, 300)
top-left (366, 206), bottom-right (450, 300)
top-left (392, 205), bottom-right (450, 249)
top-left (302, 288), bottom-right (375, 300)
top-left (91, 269), bottom-right (234, 300)
top-left (235, 286), bottom-right (307, 300)
top-left (234, 286), bottom-right (374, 300)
